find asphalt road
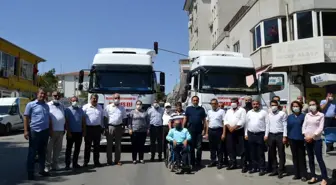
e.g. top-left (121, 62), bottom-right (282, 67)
top-left (0, 131), bottom-right (309, 185)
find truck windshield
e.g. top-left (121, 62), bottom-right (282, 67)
top-left (199, 66), bottom-right (257, 94)
top-left (94, 71), bottom-right (153, 91)
top-left (0, 106), bottom-right (11, 115)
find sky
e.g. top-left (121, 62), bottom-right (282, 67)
top-left (0, 0), bottom-right (189, 93)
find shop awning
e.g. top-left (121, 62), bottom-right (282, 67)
top-left (311, 73), bottom-right (336, 87)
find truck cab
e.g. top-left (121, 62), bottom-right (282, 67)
top-left (78, 48), bottom-right (165, 146)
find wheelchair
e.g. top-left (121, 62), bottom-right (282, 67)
top-left (165, 142), bottom-right (192, 174)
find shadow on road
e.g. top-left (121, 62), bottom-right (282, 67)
top-left (0, 130), bottom-right (24, 137)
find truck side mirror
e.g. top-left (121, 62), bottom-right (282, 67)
top-left (79, 70), bottom-right (84, 83)
top-left (160, 72), bottom-right (165, 85)
top-left (186, 72), bottom-right (192, 84)
top-left (160, 85), bottom-right (165, 92)
top-left (260, 73), bottom-right (285, 93)
top-left (78, 84), bottom-right (83, 91)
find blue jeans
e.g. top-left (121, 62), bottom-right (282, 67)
top-left (27, 129), bottom-right (50, 175)
top-left (306, 139), bottom-right (328, 180)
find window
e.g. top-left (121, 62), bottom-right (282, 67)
top-left (322, 12), bottom-right (336, 36)
top-left (0, 52), bottom-right (8, 77)
top-left (20, 60), bottom-right (33, 80)
top-left (233, 41), bottom-right (240, 52)
top-left (317, 12), bottom-right (321, 36)
top-left (281, 18), bottom-right (288, 42)
top-left (297, 12), bottom-right (313, 39)
top-left (264, 19), bottom-right (279, 45)
top-left (252, 25), bottom-right (262, 51)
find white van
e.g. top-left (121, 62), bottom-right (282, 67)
top-left (0, 97), bottom-right (30, 135)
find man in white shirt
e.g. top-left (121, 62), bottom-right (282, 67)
top-left (46, 91), bottom-right (66, 171)
top-left (245, 100), bottom-right (269, 176)
top-left (162, 102), bottom-right (172, 160)
top-left (105, 93), bottom-right (127, 166)
top-left (82, 94), bottom-right (107, 167)
top-left (205, 98), bottom-right (225, 169)
top-left (224, 98), bottom-right (246, 171)
top-left (267, 100), bottom-right (287, 178)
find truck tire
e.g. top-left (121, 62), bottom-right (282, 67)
top-left (5, 123), bottom-right (12, 135)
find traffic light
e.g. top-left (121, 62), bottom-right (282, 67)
top-left (154, 42), bottom-right (158, 54)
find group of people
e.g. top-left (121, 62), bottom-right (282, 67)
top-left (23, 86), bottom-right (335, 185)
top-left (175, 94), bottom-right (333, 185)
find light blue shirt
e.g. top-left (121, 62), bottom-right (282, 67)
top-left (24, 100), bottom-right (50, 132)
top-left (147, 107), bottom-right (164, 126)
top-left (65, 106), bottom-right (84, 132)
top-left (320, 100), bottom-right (336, 118)
top-left (166, 128), bottom-right (191, 144)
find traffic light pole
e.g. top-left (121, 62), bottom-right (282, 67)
top-left (158, 48), bottom-right (188, 57)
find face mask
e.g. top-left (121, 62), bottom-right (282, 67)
top-left (175, 123), bottom-right (182, 130)
top-left (271, 106), bottom-right (278, 112)
top-left (53, 100), bottom-right (59, 104)
top-left (193, 103), bottom-right (199, 107)
top-left (114, 99), bottom-right (120, 105)
top-left (231, 103), bottom-right (238, 109)
top-left (309, 105), bottom-right (317, 112)
top-left (136, 105), bottom-right (142, 110)
top-left (153, 103), bottom-right (159, 108)
top-left (72, 101), bottom-right (78, 107)
top-left (329, 97), bottom-right (333, 101)
top-left (292, 107), bottom-right (300, 113)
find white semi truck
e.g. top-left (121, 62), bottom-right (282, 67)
top-left (181, 50), bottom-right (285, 109)
top-left (78, 48), bottom-right (165, 146)
top-left (179, 50), bottom-right (285, 143)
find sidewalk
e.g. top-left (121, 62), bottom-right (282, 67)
top-left (285, 144), bottom-right (335, 177)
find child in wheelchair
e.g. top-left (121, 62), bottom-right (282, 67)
top-left (166, 119), bottom-right (192, 173)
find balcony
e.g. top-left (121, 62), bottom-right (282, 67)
top-left (188, 21), bottom-right (192, 29)
top-left (208, 18), bottom-right (214, 28)
top-left (250, 46), bottom-right (273, 69)
top-left (271, 37), bottom-right (336, 68)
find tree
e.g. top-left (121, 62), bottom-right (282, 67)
top-left (156, 84), bottom-right (166, 101)
top-left (39, 68), bottom-right (58, 93)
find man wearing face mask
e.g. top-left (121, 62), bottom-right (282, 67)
top-left (166, 119), bottom-right (191, 169)
top-left (64, 96), bottom-right (86, 170)
top-left (266, 100), bottom-right (288, 178)
top-left (320, 92), bottom-right (336, 152)
top-left (45, 91), bottom-right (66, 172)
top-left (242, 96), bottom-right (252, 172)
top-left (245, 100), bottom-right (269, 176)
top-left (244, 96), bottom-right (253, 112)
top-left (162, 102), bottom-right (172, 160)
top-left (147, 99), bottom-right (165, 161)
top-left (205, 98), bottom-right (225, 169)
top-left (82, 94), bottom-right (106, 167)
top-left (224, 98), bottom-right (246, 171)
top-left (183, 96), bottom-right (207, 167)
top-left (271, 96), bottom-right (287, 114)
top-left (104, 93), bottom-right (127, 165)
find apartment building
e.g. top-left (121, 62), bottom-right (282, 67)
top-left (0, 37), bottom-right (45, 99)
top-left (184, 0), bottom-right (212, 50)
top-left (56, 71), bottom-right (89, 98)
top-left (184, 0), bottom-right (336, 103)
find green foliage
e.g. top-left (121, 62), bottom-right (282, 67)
top-left (156, 84), bottom-right (166, 101)
top-left (39, 68), bottom-right (58, 92)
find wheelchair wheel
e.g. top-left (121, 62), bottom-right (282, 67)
top-left (165, 146), bottom-right (170, 168)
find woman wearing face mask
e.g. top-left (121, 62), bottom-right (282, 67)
top-left (302, 100), bottom-right (328, 185)
top-left (287, 101), bottom-right (308, 182)
top-left (128, 100), bottom-right (150, 164)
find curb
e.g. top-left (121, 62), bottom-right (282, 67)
top-left (285, 152), bottom-right (333, 177)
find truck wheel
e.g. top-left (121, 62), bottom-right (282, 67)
top-left (5, 123), bottom-right (11, 135)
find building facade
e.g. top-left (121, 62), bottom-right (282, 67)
top-left (184, 0), bottom-right (336, 103)
top-left (0, 37), bottom-right (45, 98)
top-left (184, 0), bottom-right (212, 50)
top-left (57, 71), bottom-right (89, 98)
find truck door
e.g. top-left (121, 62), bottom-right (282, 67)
top-left (259, 72), bottom-right (288, 110)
